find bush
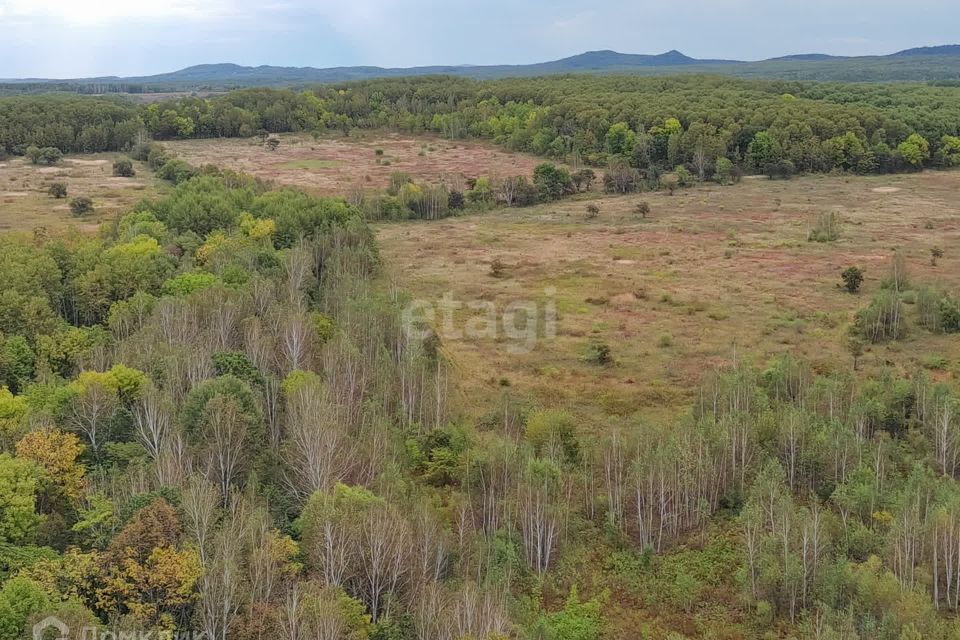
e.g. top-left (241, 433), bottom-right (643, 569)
top-left (112, 158), bottom-right (136, 177)
top-left (25, 145), bottom-right (62, 165)
top-left (585, 203), bottom-right (600, 219)
top-left (157, 159), bottom-right (198, 185)
top-left (69, 196), bottom-right (94, 216)
top-left (447, 190), bottom-right (465, 210)
top-left (765, 160), bottom-right (796, 180)
top-left (855, 290), bottom-right (906, 342)
top-left (533, 163), bottom-right (574, 201)
top-left (634, 201), bottom-right (651, 218)
top-left (841, 266), bottom-right (864, 293)
top-left (47, 182), bottom-right (67, 199)
top-left (572, 168), bottom-right (596, 192)
top-left (584, 341), bottom-right (612, 366)
top-left (809, 211), bottom-right (841, 242)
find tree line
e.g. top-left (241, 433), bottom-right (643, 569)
top-left (3, 76), bottom-right (960, 177)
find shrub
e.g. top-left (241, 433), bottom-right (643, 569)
top-left (265, 137), bottom-right (280, 151)
top-left (489, 258), bottom-right (505, 278)
top-left (47, 182), bottom-right (67, 199)
top-left (157, 159), bottom-right (198, 185)
top-left (584, 341), bottom-right (612, 366)
top-left (809, 211), bottom-right (841, 242)
top-left (855, 290), bottom-right (906, 342)
top-left (112, 158), bottom-right (136, 177)
top-left (765, 160), bottom-right (796, 180)
top-left (69, 196), bottom-right (94, 216)
top-left (634, 201), bottom-right (651, 218)
top-left (25, 145), bottom-right (63, 165)
top-left (447, 190), bottom-right (465, 210)
top-left (657, 332), bottom-right (673, 348)
top-left (572, 168), bottom-right (596, 192)
top-left (931, 246), bottom-right (944, 266)
top-left (585, 203), bottom-right (600, 219)
top-left (603, 159), bottom-right (641, 193)
top-left (841, 266), bottom-right (864, 293)
top-left (533, 163), bottom-right (574, 201)
top-left (714, 157), bottom-right (735, 184)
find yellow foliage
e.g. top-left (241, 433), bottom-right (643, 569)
top-left (15, 429), bottom-right (86, 501)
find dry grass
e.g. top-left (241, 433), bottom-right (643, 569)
top-left (377, 171), bottom-right (960, 429)
top-left (0, 154), bottom-right (166, 233)
top-left (166, 132), bottom-right (556, 195)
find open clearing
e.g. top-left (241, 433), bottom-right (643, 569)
top-left (377, 171), bottom-right (960, 427)
top-left (0, 154), bottom-right (165, 232)
top-left (166, 132), bottom-right (554, 195)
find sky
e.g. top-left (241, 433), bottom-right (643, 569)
top-left (0, 0), bottom-right (958, 78)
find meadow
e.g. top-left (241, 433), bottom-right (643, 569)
top-left (0, 153), bottom-right (164, 232)
top-left (166, 132), bottom-right (550, 195)
top-left (377, 171), bottom-right (960, 426)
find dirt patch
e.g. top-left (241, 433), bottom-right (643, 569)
top-left (67, 159), bottom-right (109, 166)
top-left (871, 187), bottom-right (902, 194)
top-left (39, 167), bottom-right (67, 174)
top-left (2, 192), bottom-right (29, 197)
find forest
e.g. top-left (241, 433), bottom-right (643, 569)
top-left (1, 73), bottom-right (960, 640)
top-left (3, 76), bottom-right (960, 179)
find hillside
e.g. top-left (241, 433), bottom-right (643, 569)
top-left (2, 45), bottom-right (960, 94)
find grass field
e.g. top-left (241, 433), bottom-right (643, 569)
top-left (0, 153), bottom-right (164, 232)
top-left (166, 132), bottom-right (556, 195)
top-left (377, 171), bottom-right (960, 429)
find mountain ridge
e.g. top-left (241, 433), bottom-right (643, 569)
top-left (3, 45), bottom-right (960, 89)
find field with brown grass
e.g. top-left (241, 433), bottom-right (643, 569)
top-left (377, 171), bottom-right (960, 430)
top-left (166, 132), bottom-right (553, 196)
top-left (0, 153), bottom-right (165, 233)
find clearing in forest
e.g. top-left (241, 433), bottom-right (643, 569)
top-left (0, 154), bottom-right (164, 232)
top-left (377, 171), bottom-right (960, 428)
top-left (165, 132), bottom-right (553, 196)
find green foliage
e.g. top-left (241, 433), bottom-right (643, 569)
top-left (161, 271), bottom-right (219, 296)
top-left (534, 587), bottom-right (606, 640)
top-left (583, 341), bottom-right (612, 366)
top-left (0, 454), bottom-right (44, 544)
top-left (533, 163), bottom-right (574, 201)
top-left (112, 157), bottom-right (135, 177)
top-left (808, 211), bottom-right (841, 242)
top-left (25, 145), bottom-right (63, 165)
top-left (47, 182), bottom-right (67, 199)
top-left (855, 290), bottom-right (906, 342)
top-left (896, 133), bottom-right (930, 168)
top-left (841, 266), bottom-right (865, 293)
top-left (525, 410), bottom-right (580, 463)
top-left (211, 351), bottom-right (263, 386)
top-left (69, 196), bottom-right (94, 217)
top-left (180, 375), bottom-right (262, 442)
top-left (0, 577), bottom-right (49, 640)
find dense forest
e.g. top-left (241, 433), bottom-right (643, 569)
top-left (3, 76), bottom-right (960, 179)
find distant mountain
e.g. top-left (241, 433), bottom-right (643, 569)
top-left (2, 45), bottom-right (960, 93)
top-left (891, 44), bottom-right (960, 57)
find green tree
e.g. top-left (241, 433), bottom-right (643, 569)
top-left (897, 134), bottom-right (930, 168)
top-left (533, 163), bottom-right (573, 201)
top-left (0, 454), bottom-right (44, 544)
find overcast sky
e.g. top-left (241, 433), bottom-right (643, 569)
top-left (0, 0), bottom-right (957, 78)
